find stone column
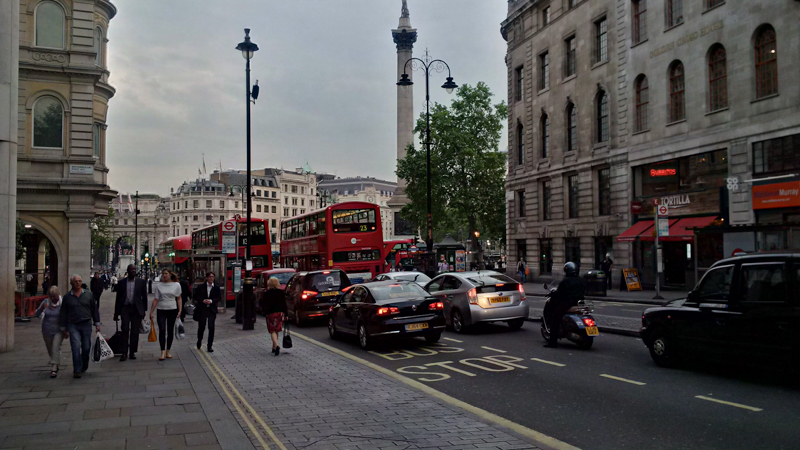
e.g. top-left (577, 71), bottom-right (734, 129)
top-left (0, 0), bottom-right (19, 352)
top-left (68, 217), bottom-right (93, 281)
top-left (389, 3), bottom-right (417, 211)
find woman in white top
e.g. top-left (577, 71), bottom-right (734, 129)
top-left (150, 269), bottom-right (182, 360)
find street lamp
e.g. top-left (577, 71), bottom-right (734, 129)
top-left (235, 28), bottom-right (259, 330)
top-left (397, 52), bottom-right (457, 274)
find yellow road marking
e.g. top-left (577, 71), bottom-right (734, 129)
top-left (599, 374), bottom-right (646, 386)
top-left (443, 337), bottom-right (463, 343)
top-left (481, 346), bottom-right (507, 353)
top-left (531, 358), bottom-right (566, 367)
top-left (196, 349), bottom-right (287, 450)
top-left (695, 396), bottom-right (762, 412)
top-left (292, 331), bottom-right (580, 450)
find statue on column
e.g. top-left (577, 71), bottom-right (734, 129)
top-left (401, 0), bottom-right (409, 17)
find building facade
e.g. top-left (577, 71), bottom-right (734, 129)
top-left (318, 177), bottom-right (397, 240)
top-left (503, 0), bottom-right (800, 289)
top-left (108, 193), bottom-right (169, 271)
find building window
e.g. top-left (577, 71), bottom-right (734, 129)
top-left (94, 28), bottom-right (103, 66)
top-left (565, 37), bottom-right (576, 77)
top-left (271, 219), bottom-right (276, 228)
top-left (539, 52), bottom-right (549, 90)
top-left (633, 0), bottom-right (647, 44)
top-left (184, 201), bottom-right (188, 209)
top-left (669, 61), bottom-right (685, 122)
top-left (256, 190), bottom-right (261, 197)
top-left (205, 215), bottom-right (212, 221)
top-left (517, 124), bottom-right (525, 165)
top-left (753, 134), bottom-right (800, 175)
top-left (567, 103), bottom-right (577, 152)
top-left (705, 0), bottom-right (724, 9)
top-left (206, 200), bottom-right (212, 208)
top-left (517, 190), bottom-right (526, 217)
top-left (284, 208), bottom-right (289, 216)
top-left (565, 238), bottom-right (581, 271)
top-left (93, 123), bottom-right (101, 158)
top-left (708, 45), bottom-right (728, 111)
top-left (515, 66), bottom-right (524, 101)
top-left (219, 201), bottom-right (224, 208)
top-left (292, 208), bottom-right (297, 216)
top-left (568, 174), bottom-right (579, 219)
top-left (271, 206), bottom-right (276, 213)
top-left (666, 0), bottom-right (683, 28)
top-left (32, 96), bottom-right (63, 148)
top-left (271, 191), bottom-right (276, 198)
top-left (234, 201), bottom-right (239, 209)
top-left (193, 200), bottom-right (199, 208)
top-left (292, 198), bottom-right (297, 206)
top-left (542, 180), bottom-right (552, 220)
top-left (291, 185), bottom-right (298, 193)
top-left (114, 220), bottom-right (119, 225)
top-left (301, 199), bottom-right (305, 206)
top-left (595, 18), bottom-right (608, 63)
top-left (542, 6), bottom-right (550, 26)
top-left (284, 197), bottom-right (288, 204)
top-left (755, 27), bottom-right (778, 99)
top-left (193, 215), bottom-right (199, 221)
top-left (300, 209), bottom-right (305, 214)
top-left (597, 91), bottom-right (609, 143)
top-left (256, 205), bottom-right (261, 212)
top-left (635, 75), bottom-right (649, 132)
top-left (123, 219), bottom-right (127, 225)
top-left (598, 168), bottom-right (611, 216)
top-left (539, 239), bottom-right (553, 275)
top-left (310, 200), bottom-right (314, 207)
top-left (35, 1), bottom-right (65, 49)
top-left (540, 114), bottom-right (549, 158)
top-left (568, 0), bottom-right (576, 8)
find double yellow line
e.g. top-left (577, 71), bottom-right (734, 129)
top-left (195, 348), bottom-right (287, 450)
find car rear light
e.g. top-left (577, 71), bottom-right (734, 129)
top-left (301, 290), bottom-right (318, 300)
top-left (428, 302), bottom-right (443, 311)
top-left (467, 288), bottom-right (478, 304)
top-left (517, 284), bottom-right (526, 300)
top-left (583, 318), bottom-right (596, 327)
top-left (377, 307), bottom-right (400, 316)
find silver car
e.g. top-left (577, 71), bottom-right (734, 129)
top-left (424, 271), bottom-right (528, 332)
top-left (372, 272), bottom-right (432, 287)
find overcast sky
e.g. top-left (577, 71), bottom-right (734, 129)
top-left (106, 0), bottom-right (509, 196)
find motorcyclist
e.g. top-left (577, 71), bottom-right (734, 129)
top-left (543, 262), bottom-right (586, 348)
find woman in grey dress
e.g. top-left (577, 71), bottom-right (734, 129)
top-left (35, 286), bottom-right (67, 378)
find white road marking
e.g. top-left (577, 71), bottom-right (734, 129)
top-left (481, 346), bottom-right (507, 353)
top-left (695, 396), bottom-right (762, 412)
top-left (443, 337), bottom-right (463, 343)
top-left (531, 358), bottom-right (566, 367)
top-left (599, 374), bottom-right (646, 385)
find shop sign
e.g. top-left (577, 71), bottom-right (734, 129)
top-left (641, 190), bottom-right (719, 216)
top-left (659, 195), bottom-right (690, 207)
top-left (630, 201), bottom-right (642, 215)
top-left (752, 180), bottom-right (800, 210)
top-left (622, 268), bottom-right (642, 291)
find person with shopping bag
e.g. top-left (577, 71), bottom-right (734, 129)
top-left (193, 272), bottom-right (221, 353)
top-left (58, 275), bottom-right (100, 378)
top-left (35, 286), bottom-right (67, 378)
top-left (261, 277), bottom-right (288, 356)
top-left (150, 270), bottom-right (182, 361)
top-left (113, 264), bottom-right (148, 361)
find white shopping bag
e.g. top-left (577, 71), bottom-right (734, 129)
top-left (140, 317), bottom-right (151, 334)
top-left (92, 332), bottom-right (115, 363)
top-left (175, 317), bottom-right (185, 340)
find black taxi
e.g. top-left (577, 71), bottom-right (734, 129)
top-left (640, 252), bottom-right (800, 370)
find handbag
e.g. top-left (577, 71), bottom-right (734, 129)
top-left (107, 320), bottom-right (124, 355)
top-left (192, 302), bottom-right (201, 322)
top-left (92, 333), bottom-right (114, 362)
top-left (140, 317), bottom-right (151, 334)
top-left (282, 322), bottom-right (293, 349)
top-left (175, 317), bottom-right (185, 340)
top-left (525, 267), bottom-right (530, 276)
top-left (185, 301), bottom-right (195, 316)
top-left (148, 321), bottom-right (157, 343)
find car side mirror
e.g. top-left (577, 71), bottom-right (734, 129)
top-left (686, 290), bottom-right (696, 301)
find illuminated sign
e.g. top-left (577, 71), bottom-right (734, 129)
top-left (650, 168), bottom-right (677, 177)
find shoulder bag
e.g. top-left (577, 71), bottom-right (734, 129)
top-left (282, 322), bottom-right (293, 349)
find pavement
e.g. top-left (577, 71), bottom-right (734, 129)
top-left (0, 284), bottom-right (551, 450)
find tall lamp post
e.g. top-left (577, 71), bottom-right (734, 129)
top-left (236, 28), bottom-right (259, 330)
top-left (396, 52), bottom-right (457, 273)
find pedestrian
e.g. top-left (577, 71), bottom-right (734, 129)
top-left (179, 274), bottom-right (192, 322)
top-left (150, 269), bottom-right (182, 361)
top-left (193, 272), bottom-right (221, 353)
top-left (42, 275), bottom-right (51, 297)
top-left (35, 286), bottom-right (67, 378)
top-left (517, 258), bottom-right (527, 284)
top-left (58, 274), bottom-right (100, 378)
top-left (437, 256), bottom-right (448, 273)
top-left (113, 264), bottom-right (148, 361)
top-left (90, 272), bottom-right (104, 314)
top-left (110, 273), bottom-right (118, 292)
top-left (261, 277), bottom-right (288, 356)
top-left (601, 253), bottom-right (613, 290)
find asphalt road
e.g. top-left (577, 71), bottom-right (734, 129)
top-left (526, 297), bottom-right (651, 320)
top-left (296, 319), bottom-right (800, 450)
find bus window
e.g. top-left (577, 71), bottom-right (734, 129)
top-left (332, 209), bottom-right (376, 233)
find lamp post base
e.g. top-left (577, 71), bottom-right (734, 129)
top-left (242, 278), bottom-right (255, 330)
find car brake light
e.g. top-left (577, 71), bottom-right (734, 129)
top-left (428, 302), bottom-right (443, 311)
top-left (301, 290), bottom-right (318, 300)
top-left (377, 307), bottom-right (400, 316)
top-left (467, 288), bottom-right (478, 304)
top-left (517, 284), bottom-right (526, 300)
top-left (323, 271), bottom-right (330, 274)
top-left (583, 318), bottom-right (596, 327)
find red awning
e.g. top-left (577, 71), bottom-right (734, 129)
top-left (656, 216), bottom-right (718, 242)
top-left (616, 220), bottom-right (655, 242)
top-left (639, 219), bottom-right (679, 241)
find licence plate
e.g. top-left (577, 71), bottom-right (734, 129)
top-left (585, 326), bottom-right (599, 336)
top-left (321, 291), bottom-right (339, 297)
top-left (405, 323), bottom-right (429, 331)
top-left (490, 296), bottom-right (510, 304)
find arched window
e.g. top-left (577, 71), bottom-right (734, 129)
top-left (708, 45), bottom-right (727, 111)
top-left (669, 62), bottom-right (685, 122)
top-left (635, 75), bottom-right (649, 132)
top-left (597, 92), bottom-right (609, 143)
top-left (94, 28), bottom-right (103, 66)
top-left (93, 123), bottom-right (101, 158)
top-left (541, 114), bottom-right (549, 158)
top-left (567, 104), bottom-right (577, 152)
top-left (33, 96), bottom-right (64, 148)
top-left (517, 123), bottom-right (524, 165)
top-left (35, 1), bottom-right (65, 49)
top-left (755, 27), bottom-right (778, 98)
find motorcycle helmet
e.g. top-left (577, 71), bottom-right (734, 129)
top-left (563, 262), bottom-right (578, 276)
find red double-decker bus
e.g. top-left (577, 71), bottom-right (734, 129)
top-left (382, 239), bottom-right (414, 271)
top-left (156, 235), bottom-right (192, 276)
top-left (280, 202), bottom-right (383, 283)
top-left (192, 218), bottom-right (272, 304)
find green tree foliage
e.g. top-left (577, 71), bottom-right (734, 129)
top-left (15, 220), bottom-right (27, 261)
top-left (396, 82), bottom-right (508, 263)
top-left (91, 207), bottom-right (115, 266)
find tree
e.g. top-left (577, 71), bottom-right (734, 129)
top-left (15, 220), bottom-right (27, 262)
top-left (91, 207), bottom-right (115, 268)
top-left (396, 82), bottom-right (508, 266)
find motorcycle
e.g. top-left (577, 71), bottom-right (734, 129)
top-left (541, 283), bottom-right (598, 349)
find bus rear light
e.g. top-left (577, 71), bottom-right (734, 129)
top-left (301, 290), bottom-right (318, 300)
top-left (377, 307), bottom-right (400, 316)
top-left (467, 288), bottom-right (478, 304)
top-left (428, 302), bottom-right (444, 311)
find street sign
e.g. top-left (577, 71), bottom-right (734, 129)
top-left (657, 218), bottom-right (670, 237)
top-left (234, 214), bottom-right (242, 220)
top-left (409, 246), bottom-right (418, 253)
top-left (222, 231), bottom-right (236, 253)
top-left (652, 198), bottom-right (659, 206)
top-left (223, 220), bottom-right (236, 232)
top-left (657, 204), bottom-right (669, 216)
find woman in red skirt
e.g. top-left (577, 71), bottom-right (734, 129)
top-left (262, 277), bottom-right (288, 355)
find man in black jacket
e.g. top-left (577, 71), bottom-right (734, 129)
top-left (114, 265), bottom-right (148, 361)
top-left (90, 272), bottom-right (104, 314)
top-left (544, 262), bottom-right (585, 348)
top-left (193, 272), bottom-right (221, 352)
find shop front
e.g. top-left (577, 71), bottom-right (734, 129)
top-left (749, 178), bottom-right (800, 250)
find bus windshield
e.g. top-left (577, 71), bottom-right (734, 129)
top-left (332, 209), bottom-right (376, 233)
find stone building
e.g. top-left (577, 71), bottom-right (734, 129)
top-left (502, 0), bottom-right (800, 289)
top-left (109, 193), bottom-right (169, 271)
top-left (211, 170), bottom-right (281, 252)
top-left (318, 177), bottom-right (397, 240)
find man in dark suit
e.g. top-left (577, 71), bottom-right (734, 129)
top-left (90, 272), bottom-right (104, 314)
top-left (193, 271), bottom-right (221, 352)
top-left (179, 274), bottom-right (192, 322)
top-left (114, 264), bottom-right (148, 361)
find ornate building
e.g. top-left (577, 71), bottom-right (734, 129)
top-left (109, 193), bottom-right (169, 272)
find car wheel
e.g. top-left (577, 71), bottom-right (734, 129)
top-left (649, 329), bottom-right (677, 368)
top-left (425, 332), bottom-right (442, 344)
top-left (357, 323), bottom-right (371, 350)
top-left (577, 336), bottom-right (594, 350)
top-left (507, 318), bottom-right (525, 331)
top-left (328, 317), bottom-right (339, 340)
top-left (451, 309), bottom-right (465, 333)
top-left (294, 309), bottom-right (304, 327)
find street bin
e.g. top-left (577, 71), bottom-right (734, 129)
top-left (584, 270), bottom-right (607, 296)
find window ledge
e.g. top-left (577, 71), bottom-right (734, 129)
top-left (705, 107), bottom-right (729, 116)
top-left (702, 2), bottom-right (725, 14)
top-left (591, 60), bottom-right (608, 71)
top-left (538, 87), bottom-right (551, 95)
top-left (666, 119), bottom-right (687, 127)
top-left (752, 93), bottom-right (779, 104)
top-left (593, 142), bottom-right (609, 151)
top-left (563, 150), bottom-right (577, 158)
top-left (631, 38), bottom-right (648, 49)
top-left (562, 74), bottom-right (577, 84)
top-left (632, 129), bottom-right (650, 136)
top-left (664, 21), bottom-right (684, 33)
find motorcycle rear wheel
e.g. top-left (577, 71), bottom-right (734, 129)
top-left (576, 336), bottom-right (594, 350)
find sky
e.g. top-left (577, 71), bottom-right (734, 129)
top-left (106, 0), bottom-right (510, 196)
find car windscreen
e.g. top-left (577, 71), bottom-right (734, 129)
top-left (394, 273), bottom-right (431, 284)
top-left (308, 272), bottom-right (343, 291)
top-left (371, 283), bottom-right (429, 302)
top-left (269, 272), bottom-right (294, 285)
top-left (466, 274), bottom-right (518, 286)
